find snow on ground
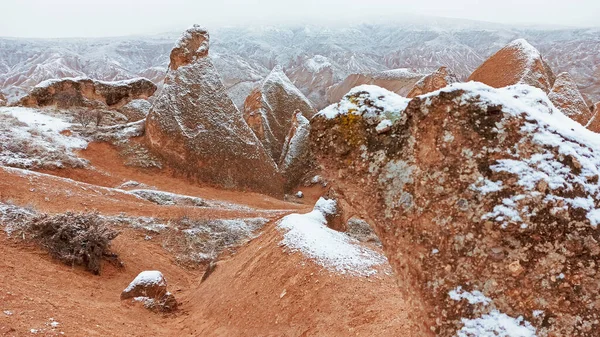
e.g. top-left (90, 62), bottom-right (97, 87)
top-left (449, 286), bottom-right (491, 305)
top-left (0, 107), bottom-right (88, 169)
top-left (457, 310), bottom-right (537, 337)
top-left (277, 198), bottom-right (386, 276)
top-left (318, 85), bottom-right (410, 121)
top-left (449, 285), bottom-right (536, 336)
top-left (127, 189), bottom-right (208, 207)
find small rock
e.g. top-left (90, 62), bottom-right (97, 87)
top-left (508, 260), bottom-right (524, 277)
top-left (295, 191), bottom-right (304, 198)
top-left (121, 270), bottom-right (167, 300)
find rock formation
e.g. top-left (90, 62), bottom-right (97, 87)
top-left (242, 66), bottom-right (316, 162)
top-left (406, 66), bottom-right (459, 98)
top-left (586, 102), bottom-right (600, 132)
top-left (145, 25), bottom-right (283, 197)
top-left (285, 55), bottom-right (337, 109)
top-left (548, 72), bottom-right (594, 125)
top-left (18, 77), bottom-right (156, 109)
top-left (278, 111), bottom-right (313, 190)
top-left (468, 39), bottom-right (555, 92)
top-left (326, 69), bottom-right (423, 105)
top-left (311, 82), bottom-right (600, 336)
top-left (0, 92), bottom-right (5, 106)
top-left (118, 99), bottom-right (152, 122)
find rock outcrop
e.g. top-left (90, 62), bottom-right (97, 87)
top-left (0, 92), bottom-right (5, 106)
top-left (118, 99), bottom-right (152, 122)
top-left (326, 69), bottom-right (423, 105)
top-left (18, 77), bottom-right (156, 109)
top-left (278, 111), bottom-right (313, 190)
top-left (311, 82), bottom-right (600, 336)
top-left (586, 102), bottom-right (600, 132)
top-left (145, 25), bottom-right (283, 197)
top-left (285, 55), bottom-right (337, 110)
top-left (242, 66), bottom-right (316, 162)
top-left (406, 66), bottom-right (459, 98)
top-left (468, 39), bottom-right (555, 92)
top-left (548, 72), bottom-right (593, 125)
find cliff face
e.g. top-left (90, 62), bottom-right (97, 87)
top-left (145, 25), bottom-right (283, 197)
top-left (311, 82), bottom-right (600, 336)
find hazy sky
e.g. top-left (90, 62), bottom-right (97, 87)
top-left (1, 0), bottom-right (598, 38)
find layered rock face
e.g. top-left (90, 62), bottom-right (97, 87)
top-left (18, 77), bottom-right (156, 109)
top-left (242, 65), bottom-right (316, 162)
top-left (311, 83), bottom-right (600, 336)
top-left (548, 72), bottom-right (594, 125)
top-left (468, 39), bottom-right (555, 92)
top-left (406, 66), bottom-right (459, 98)
top-left (145, 25), bottom-right (283, 196)
top-left (326, 69), bottom-right (423, 105)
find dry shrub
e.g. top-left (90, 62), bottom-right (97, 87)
top-left (28, 212), bottom-right (120, 274)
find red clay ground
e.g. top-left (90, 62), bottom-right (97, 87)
top-left (0, 140), bottom-right (431, 336)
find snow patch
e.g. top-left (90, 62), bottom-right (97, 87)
top-left (457, 310), bottom-right (537, 337)
top-left (318, 85), bottom-right (410, 121)
top-left (124, 271), bottom-right (165, 293)
top-left (278, 198), bottom-right (386, 275)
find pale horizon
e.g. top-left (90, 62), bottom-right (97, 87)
top-left (1, 0), bottom-right (599, 38)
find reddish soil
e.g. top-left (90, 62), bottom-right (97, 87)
top-left (0, 139), bottom-right (428, 336)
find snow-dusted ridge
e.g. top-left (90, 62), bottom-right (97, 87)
top-left (277, 198), bottom-right (386, 276)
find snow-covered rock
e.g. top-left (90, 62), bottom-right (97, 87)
top-left (312, 81), bottom-right (600, 336)
top-left (121, 270), bottom-right (168, 300)
top-left (278, 111), bottom-right (313, 189)
top-left (587, 102), bottom-right (600, 132)
top-left (318, 85), bottom-right (409, 122)
top-left (242, 65), bottom-right (316, 162)
top-left (145, 25), bottom-right (283, 197)
top-left (468, 39), bottom-right (555, 92)
top-left (19, 77), bottom-right (156, 109)
top-left (118, 99), bottom-right (152, 122)
top-left (121, 270), bottom-right (177, 312)
top-left (548, 72), bottom-right (593, 126)
top-left (406, 66), bottom-right (459, 98)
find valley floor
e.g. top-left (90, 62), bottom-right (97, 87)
top-left (0, 141), bottom-right (430, 336)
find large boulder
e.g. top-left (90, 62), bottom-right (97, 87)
top-left (311, 82), bottom-right (600, 336)
top-left (548, 72), bottom-right (594, 125)
top-left (18, 77), bottom-right (156, 109)
top-left (406, 66), bottom-right (459, 98)
top-left (242, 65), bottom-right (316, 162)
top-left (468, 39), bottom-right (555, 92)
top-left (326, 68), bottom-right (423, 105)
top-left (145, 25), bottom-right (283, 197)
